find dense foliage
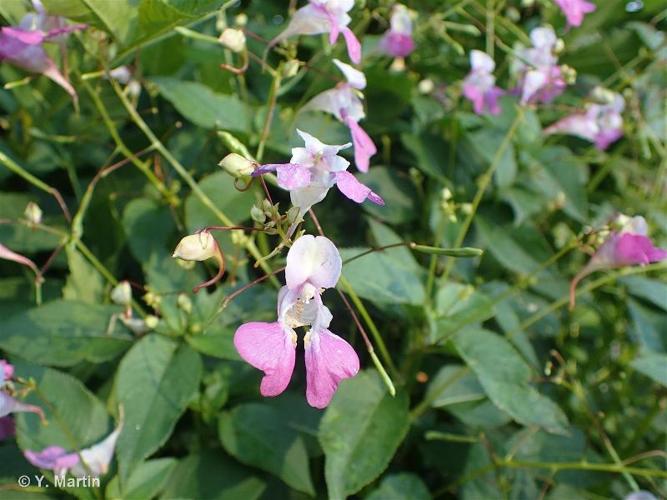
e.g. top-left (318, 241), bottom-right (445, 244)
top-left (0, 0), bottom-right (666, 499)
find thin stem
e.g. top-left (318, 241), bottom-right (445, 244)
top-left (0, 151), bottom-right (71, 222)
top-left (441, 107), bottom-right (524, 282)
top-left (108, 79), bottom-right (279, 287)
top-left (256, 73), bottom-right (282, 162)
top-left (495, 458), bottom-right (667, 480)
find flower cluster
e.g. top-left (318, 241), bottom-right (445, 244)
top-left (234, 235), bottom-right (359, 408)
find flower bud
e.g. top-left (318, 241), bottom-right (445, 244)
top-left (251, 205), bottom-right (266, 224)
top-left (24, 202), bottom-right (42, 225)
top-left (177, 293), bottom-right (193, 315)
top-left (110, 281), bottom-right (132, 306)
top-left (144, 315), bottom-right (159, 329)
top-left (218, 153), bottom-right (255, 178)
top-left (418, 79), bottom-right (434, 94)
top-left (219, 28), bottom-right (246, 53)
top-left (143, 290), bottom-right (162, 308)
top-left (172, 232), bottom-right (218, 261)
top-left (283, 59), bottom-right (301, 78)
top-left (554, 38), bottom-right (565, 55)
top-left (234, 13), bottom-right (248, 27)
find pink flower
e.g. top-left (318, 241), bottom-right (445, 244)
top-left (271, 0), bottom-right (361, 64)
top-left (254, 129), bottom-right (383, 216)
top-left (0, 392), bottom-right (45, 422)
top-left (0, 2), bottom-right (85, 101)
top-left (25, 410), bottom-right (123, 477)
top-left (462, 50), bottom-right (504, 115)
top-left (379, 4), bottom-right (415, 58)
top-left (0, 416), bottom-right (15, 441)
top-left (0, 243), bottom-right (40, 276)
top-left (570, 215), bottom-right (667, 308)
top-left (512, 27), bottom-right (567, 104)
top-left (303, 59), bottom-right (377, 171)
top-left (234, 235), bottom-right (359, 408)
top-left (545, 90), bottom-right (624, 150)
top-left (0, 359), bottom-right (14, 384)
top-left (554, 0), bottom-right (596, 28)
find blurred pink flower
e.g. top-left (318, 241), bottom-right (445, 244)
top-left (512, 26), bottom-right (567, 104)
top-left (254, 129), bottom-right (383, 216)
top-left (0, 359), bottom-right (14, 383)
top-left (303, 59), bottom-right (377, 171)
top-left (271, 0), bottom-right (361, 64)
top-left (25, 411), bottom-right (123, 477)
top-left (379, 4), bottom-right (415, 58)
top-left (0, 392), bottom-right (45, 422)
top-left (545, 90), bottom-right (624, 150)
top-left (462, 50), bottom-right (504, 115)
top-left (554, 0), bottom-right (596, 27)
top-left (234, 235), bottom-right (359, 408)
top-left (570, 215), bottom-right (667, 308)
top-left (0, 1), bottom-right (85, 101)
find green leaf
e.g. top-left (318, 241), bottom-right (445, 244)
top-left (401, 133), bottom-right (449, 180)
top-left (360, 166), bottom-right (420, 224)
top-left (341, 220), bottom-right (425, 306)
top-left (0, 192), bottom-right (61, 252)
top-left (0, 300), bottom-right (132, 367)
top-left (106, 458), bottom-right (177, 500)
top-left (62, 245), bottom-right (105, 304)
top-left (115, 334), bottom-right (203, 481)
top-left (121, 198), bottom-right (174, 262)
top-left (621, 276), bottom-right (667, 311)
top-left (366, 473), bottom-right (431, 500)
top-left (426, 365), bottom-right (485, 407)
top-left (433, 284), bottom-right (495, 342)
top-left (320, 370), bottom-right (410, 500)
top-left (453, 329), bottom-right (569, 434)
top-left (184, 170), bottom-right (255, 235)
top-left (152, 77), bottom-right (251, 132)
top-left (15, 362), bottom-right (111, 454)
top-left (631, 352), bottom-right (667, 387)
top-left (468, 128), bottom-right (517, 189)
top-left (218, 403), bottom-right (314, 495)
top-left (161, 450), bottom-right (266, 500)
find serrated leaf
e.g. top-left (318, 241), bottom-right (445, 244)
top-left (218, 403), bottom-right (314, 495)
top-left (0, 300), bottom-right (132, 367)
top-left (320, 370), bottom-right (410, 500)
top-left (115, 334), bottom-right (202, 481)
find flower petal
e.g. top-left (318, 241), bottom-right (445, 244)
top-left (70, 415), bottom-right (123, 478)
top-left (341, 27), bottom-right (361, 64)
top-left (346, 119), bottom-right (376, 172)
top-left (0, 392), bottom-right (44, 421)
top-left (234, 322), bottom-right (296, 397)
top-left (24, 446), bottom-right (79, 472)
top-left (276, 163), bottom-right (312, 190)
top-left (333, 58), bottom-right (366, 89)
top-left (304, 329), bottom-right (360, 409)
top-left (615, 234), bottom-right (667, 266)
top-left (0, 360), bottom-right (14, 384)
top-left (0, 243), bottom-right (39, 275)
top-left (285, 235), bottom-right (342, 290)
top-left (335, 171), bottom-right (384, 205)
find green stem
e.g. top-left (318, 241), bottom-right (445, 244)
top-left (256, 73), bottom-right (282, 162)
top-left (339, 275), bottom-right (399, 378)
top-left (410, 365), bottom-right (470, 420)
top-left (520, 262), bottom-right (667, 330)
top-left (441, 107), bottom-right (524, 282)
top-left (495, 458), bottom-right (667, 479)
top-left (108, 79), bottom-right (279, 287)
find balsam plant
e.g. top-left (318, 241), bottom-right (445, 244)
top-left (0, 0), bottom-right (666, 499)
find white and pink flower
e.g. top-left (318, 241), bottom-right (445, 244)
top-left (554, 0), bottom-right (596, 28)
top-left (303, 59), bottom-right (377, 171)
top-left (462, 50), bottom-right (504, 116)
top-left (234, 235), bottom-right (359, 408)
top-left (379, 4), bottom-right (415, 58)
top-left (271, 0), bottom-right (361, 64)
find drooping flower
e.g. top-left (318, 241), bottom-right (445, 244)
top-left (554, 0), bottom-right (596, 28)
top-left (303, 59), bottom-right (377, 171)
top-left (271, 0), bottom-right (361, 64)
top-left (25, 410), bottom-right (123, 478)
top-left (378, 4), bottom-right (415, 58)
top-left (512, 26), bottom-right (568, 104)
top-left (234, 235), bottom-right (359, 408)
top-left (462, 50), bottom-right (504, 115)
top-left (0, 360), bottom-right (45, 422)
top-left (0, 1), bottom-right (86, 101)
top-left (570, 215), bottom-right (667, 308)
top-left (0, 243), bottom-right (40, 277)
top-left (172, 231), bottom-right (226, 293)
top-left (254, 129), bottom-right (383, 217)
top-left (545, 89), bottom-right (624, 150)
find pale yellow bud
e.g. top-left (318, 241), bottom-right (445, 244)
top-left (418, 79), bottom-right (434, 94)
top-left (24, 202), bottom-right (42, 224)
top-left (219, 28), bottom-right (246, 53)
top-left (110, 281), bottom-right (132, 306)
top-left (172, 232), bottom-right (218, 261)
top-left (144, 315), bottom-right (159, 329)
top-left (218, 153), bottom-right (255, 178)
top-left (177, 293), bottom-right (193, 315)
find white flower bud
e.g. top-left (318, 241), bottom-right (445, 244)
top-left (177, 293), bottom-right (193, 315)
top-left (110, 281), bottom-right (132, 306)
top-left (24, 202), bottom-right (42, 224)
top-left (144, 315), bottom-right (159, 329)
top-left (218, 153), bottom-right (255, 178)
top-left (219, 28), bottom-right (246, 53)
top-left (172, 232), bottom-right (219, 262)
top-left (418, 79), bottom-right (434, 94)
top-left (234, 13), bottom-right (248, 27)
